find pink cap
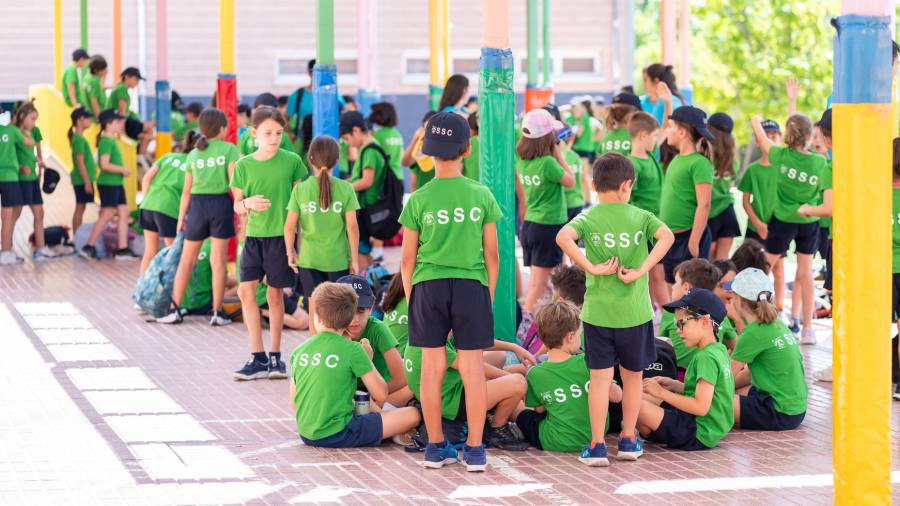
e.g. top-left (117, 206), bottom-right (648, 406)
top-left (521, 109), bottom-right (564, 139)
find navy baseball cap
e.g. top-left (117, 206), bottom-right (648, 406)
top-left (816, 109), bottom-right (832, 134)
top-left (422, 112), bottom-right (469, 159)
top-left (98, 109), bottom-right (124, 124)
top-left (121, 67), bottom-right (145, 80)
top-left (336, 275), bottom-right (375, 309)
top-left (72, 48), bottom-right (89, 61)
top-left (253, 92), bottom-right (278, 108)
top-left (662, 288), bottom-right (726, 326)
top-left (612, 92), bottom-right (642, 109)
top-left (760, 119), bottom-right (781, 133)
top-left (669, 106), bottom-right (716, 141)
top-left (708, 112), bottom-right (734, 134)
top-left (339, 111), bottom-right (367, 136)
top-left (42, 168), bottom-right (61, 194)
top-left (70, 107), bottom-right (92, 122)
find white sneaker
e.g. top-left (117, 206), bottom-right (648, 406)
top-left (0, 250), bottom-right (23, 265)
top-left (813, 367), bottom-right (832, 382)
top-left (33, 246), bottom-right (59, 261)
top-left (370, 246), bottom-right (384, 260)
top-left (156, 310), bottom-right (183, 324)
top-left (209, 311), bottom-right (232, 326)
top-left (800, 327), bottom-right (817, 345)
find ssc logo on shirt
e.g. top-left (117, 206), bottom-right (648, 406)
top-left (590, 233), bottom-right (602, 247)
top-left (295, 352), bottom-right (340, 369)
top-left (519, 174), bottom-right (542, 186)
top-left (171, 159), bottom-right (187, 171)
top-left (197, 251), bottom-right (208, 261)
top-left (772, 331), bottom-right (797, 350)
top-left (604, 140), bottom-right (631, 151)
top-left (0, 134), bottom-right (8, 143)
top-left (403, 358), bottom-right (413, 373)
top-left (384, 137), bottom-right (403, 147)
top-left (540, 380), bottom-right (591, 405)
top-left (779, 165), bottom-right (819, 186)
top-left (301, 201), bottom-right (344, 214)
top-left (385, 310), bottom-right (407, 325)
top-left (194, 156), bottom-right (227, 169)
top-left (421, 207), bottom-right (483, 226)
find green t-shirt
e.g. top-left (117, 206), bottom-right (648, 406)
top-left (286, 175), bottom-right (360, 271)
top-left (107, 83), bottom-right (138, 119)
top-left (96, 136), bottom-right (124, 186)
top-left (141, 153), bottom-right (187, 219)
top-left (709, 171), bottom-right (736, 219)
top-left (289, 331), bottom-right (373, 440)
top-left (817, 160), bottom-right (833, 230)
top-left (732, 320), bottom-right (807, 416)
top-left (61, 65), bottom-right (84, 107)
top-left (404, 343), bottom-right (463, 419)
top-left (0, 125), bottom-right (22, 182)
top-left (409, 162), bottom-right (435, 190)
top-left (182, 240), bottom-right (212, 311)
top-left (186, 139), bottom-right (240, 195)
top-left (70, 133), bottom-right (97, 185)
top-left (174, 119), bottom-right (197, 142)
top-left (237, 129), bottom-right (293, 156)
top-left (666, 312), bottom-right (738, 368)
top-left (563, 144), bottom-right (584, 209)
top-left (353, 141), bottom-right (388, 207)
top-left (682, 341), bottom-right (734, 448)
top-left (525, 354), bottom-right (607, 452)
top-left (384, 297), bottom-right (410, 356)
top-left (81, 74), bottom-right (106, 116)
top-left (15, 127), bottom-right (42, 182)
top-left (398, 176), bottom-right (502, 287)
top-left (338, 139), bottom-right (350, 177)
top-left (231, 148), bottom-right (308, 237)
top-left (566, 114), bottom-right (595, 153)
top-left (894, 187), bottom-right (900, 273)
top-left (357, 316), bottom-right (399, 386)
top-left (372, 127), bottom-right (404, 180)
top-left (627, 154), bottom-right (664, 216)
top-left (517, 155), bottom-right (567, 225)
top-left (569, 202), bottom-right (662, 328)
top-left (659, 152), bottom-right (714, 230)
top-left (596, 128), bottom-right (632, 156)
top-left (769, 146), bottom-right (828, 224)
top-left (462, 135), bottom-right (480, 181)
top-left (737, 161), bottom-right (778, 233)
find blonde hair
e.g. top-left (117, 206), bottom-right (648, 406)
top-left (738, 296), bottom-right (778, 324)
top-left (784, 114), bottom-right (813, 151)
top-left (311, 283), bottom-right (358, 330)
top-left (534, 300), bottom-right (581, 350)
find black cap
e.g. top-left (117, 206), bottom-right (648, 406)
top-left (542, 103), bottom-right (562, 121)
top-left (708, 112), bottom-right (734, 134)
top-left (339, 111), bottom-right (367, 136)
top-left (669, 106), bottom-right (715, 141)
top-left (662, 288), bottom-right (727, 326)
top-left (72, 48), bottom-right (89, 61)
top-left (760, 119), bottom-right (781, 133)
top-left (42, 168), bottom-right (61, 194)
top-left (98, 109), bottom-right (125, 124)
top-left (253, 92), bottom-right (278, 109)
top-left (612, 92), bottom-right (641, 109)
top-left (815, 109), bottom-right (832, 134)
top-left (422, 112), bottom-right (469, 159)
top-left (121, 67), bottom-right (144, 80)
top-left (70, 107), bottom-right (93, 122)
top-left (336, 275), bottom-right (375, 309)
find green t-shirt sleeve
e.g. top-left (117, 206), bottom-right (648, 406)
top-left (768, 146), bottom-right (785, 167)
top-left (731, 333), bottom-right (762, 364)
top-left (524, 370), bottom-right (541, 408)
top-left (544, 157), bottom-right (565, 184)
top-left (97, 138), bottom-right (112, 158)
top-left (32, 127), bottom-right (42, 143)
top-left (286, 184), bottom-right (302, 214)
top-left (644, 210), bottom-right (664, 238)
top-left (691, 157), bottom-right (714, 186)
top-left (693, 353), bottom-right (721, 388)
top-left (398, 196), bottom-right (419, 231)
top-left (226, 144), bottom-right (240, 164)
top-left (371, 319), bottom-right (399, 354)
top-left (567, 212), bottom-right (587, 240)
top-left (346, 186), bottom-right (361, 212)
top-left (229, 161), bottom-right (246, 190)
top-left (348, 342), bottom-right (375, 377)
top-left (292, 153), bottom-right (309, 182)
top-left (360, 146), bottom-right (384, 173)
top-left (737, 168), bottom-right (753, 193)
top-left (483, 192), bottom-right (503, 224)
top-left (821, 161), bottom-right (833, 192)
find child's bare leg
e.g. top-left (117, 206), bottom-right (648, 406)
top-left (266, 287), bottom-right (284, 353)
top-left (115, 204), bottom-right (129, 249)
top-left (283, 307), bottom-right (309, 330)
top-left (484, 350), bottom-right (506, 369)
top-left (649, 264), bottom-right (670, 306)
top-left (420, 347), bottom-right (448, 444)
top-left (712, 237), bottom-right (734, 261)
top-left (380, 407), bottom-right (421, 439)
top-left (457, 349), bottom-right (487, 446)
top-left (618, 367), bottom-right (643, 439)
top-left (484, 374), bottom-right (527, 427)
top-left (1, 206), bottom-right (19, 251)
top-left (524, 265), bottom-right (553, 313)
top-left (238, 280), bottom-right (263, 351)
top-left (773, 256), bottom-right (785, 309)
top-left (636, 399), bottom-right (665, 437)
top-left (140, 230), bottom-right (160, 275)
top-left (796, 253), bottom-right (814, 329)
top-left (31, 205), bottom-right (45, 248)
top-left (87, 207), bottom-right (116, 246)
top-left (588, 368), bottom-right (614, 444)
top-left (169, 240), bottom-right (202, 306)
top-left (72, 203), bottom-right (86, 234)
top-left (386, 386), bottom-right (414, 407)
top-left (210, 238), bottom-right (229, 311)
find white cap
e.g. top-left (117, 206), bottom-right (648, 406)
top-left (732, 268), bottom-right (775, 302)
top-left (522, 108), bottom-right (564, 139)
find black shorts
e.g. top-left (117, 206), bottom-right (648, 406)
top-left (19, 180), bottom-right (42, 206)
top-left (298, 267), bottom-right (349, 310)
top-left (259, 291), bottom-right (300, 315)
top-left (646, 402), bottom-right (710, 451)
top-left (764, 217), bottom-right (819, 256)
top-left (514, 408), bottom-right (546, 450)
top-left (567, 206), bottom-right (584, 223)
top-left (97, 184), bottom-right (127, 208)
top-left (240, 236), bottom-right (295, 289)
top-left (0, 181), bottom-right (23, 207)
top-left (583, 321), bottom-right (657, 371)
top-left (454, 388), bottom-right (468, 422)
top-left (300, 412), bottom-right (383, 448)
top-left (739, 387), bottom-right (805, 431)
top-left (573, 149), bottom-right (596, 165)
top-left (184, 194), bottom-right (234, 240)
top-left (73, 183), bottom-right (95, 204)
top-left (140, 209), bottom-right (177, 238)
top-left (124, 117), bottom-right (144, 141)
top-left (662, 227), bottom-right (712, 284)
top-left (818, 227), bottom-right (832, 291)
top-left (521, 221), bottom-right (564, 268)
top-left (893, 273), bottom-right (900, 320)
top-left (408, 278), bottom-right (494, 350)
top-left (744, 228), bottom-right (762, 243)
top-left (707, 206), bottom-right (741, 240)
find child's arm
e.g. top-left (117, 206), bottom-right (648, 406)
top-left (141, 162), bottom-right (161, 196)
top-left (488, 340), bottom-right (536, 367)
top-left (117, 97), bottom-right (128, 118)
top-left (227, 161), bottom-right (236, 183)
top-left (289, 376), bottom-right (297, 412)
top-left (556, 225), bottom-right (620, 276)
top-left (382, 348), bottom-right (408, 393)
top-left (687, 184), bottom-right (712, 258)
top-left (645, 376), bottom-right (685, 394)
top-left (91, 96), bottom-right (101, 117)
top-left (400, 227), bottom-right (419, 301)
top-left (99, 153), bottom-right (130, 176)
top-left (351, 168), bottom-right (375, 192)
top-left (580, 164), bottom-right (591, 204)
top-left (176, 173), bottom-right (192, 232)
top-left (742, 191), bottom-right (767, 239)
top-left (67, 82), bottom-right (80, 108)
top-left (786, 78), bottom-right (799, 117)
top-left (400, 129), bottom-right (422, 167)
top-left (798, 189), bottom-right (832, 218)
top-left (346, 210), bottom-right (360, 274)
top-left (619, 223), bottom-right (674, 284)
top-left (750, 115), bottom-right (775, 156)
top-left (35, 143), bottom-right (44, 177)
top-left (450, 354), bottom-right (507, 379)
top-left (233, 188), bottom-right (271, 216)
top-left (645, 376), bottom-right (714, 417)
top-left (359, 370), bottom-right (389, 404)
top-left (514, 172), bottom-right (526, 221)
top-left (74, 153), bottom-right (92, 194)
top-left (657, 81), bottom-right (674, 122)
top-left (731, 360), bottom-right (752, 388)
top-left (555, 143), bottom-right (576, 189)
top-left (283, 210), bottom-right (300, 272)
top-left (483, 222), bottom-right (499, 301)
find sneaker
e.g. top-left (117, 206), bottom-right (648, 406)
top-left (209, 311), bottom-right (232, 326)
top-left (616, 436), bottom-right (644, 461)
top-left (33, 246), bottom-right (59, 260)
top-left (800, 327), bottom-right (817, 345)
top-left (462, 444), bottom-right (487, 472)
top-left (233, 356), bottom-right (270, 381)
top-left (487, 423), bottom-right (528, 451)
top-left (0, 250), bottom-right (23, 265)
top-left (114, 248), bottom-right (139, 260)
top-left (787, 317), bottom-right (801, 334)
top-left (578, 442), bottom-right (610, 467)
top-left (78, 245), bottom-right (99, 261)
top-left (813, 367), bottom-right (832, 382)
top-left (370, 246), bottom-right (384, 261)
top-left (421, 439), bottom-right (459, 469)
top-left (268, 355), bottom-right (288, 379)
top-left (893, 384), bottom-right (900, 401)
top-left (51, 244), bottom-right (74, 256)
top-left (156, 309), bottom-right (184, 324)
top-left (391, 429), bottom-right (416, 447)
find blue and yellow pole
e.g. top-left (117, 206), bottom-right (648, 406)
top-left (831, 3), bottom-right (894, 503)
top-left (155, 0), bottom-right (171, 159)
top-left (313, 0), bottom-right (339, 146)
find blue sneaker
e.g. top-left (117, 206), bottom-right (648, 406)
top-left (422, 439), bottom-right (458, 469)
top-left (787, 317), bottom-right (801, 334)
top-left (616, 436), bottom-right (643, 461)
top-left (462, 444), bottom-right (487, 472)
top-left (232, 356), bottom-right (270, 381)
top-left (578, 442), bottom-right (609, 467)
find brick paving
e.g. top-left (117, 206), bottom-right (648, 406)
top-left (0, 255), bottom-right (898, 505)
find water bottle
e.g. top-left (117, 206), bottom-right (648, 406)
top-left (354, 390), bottom-right (371, 415)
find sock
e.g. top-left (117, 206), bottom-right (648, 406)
top-left (269, 351), bottom-right (281, 362)
top-left (252, 351), bottom-right (268, 364)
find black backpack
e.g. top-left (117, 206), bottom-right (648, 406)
top-left (357, 143), bottom-right (403, 241)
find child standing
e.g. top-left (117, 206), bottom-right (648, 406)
top-left (81, 55), bottom-right (108, 119)
top-left (546, 104), bottom-right (588, 221)
top-left (706, 113), bottom-right (741, 260)
top-left (0, 109), bottom-right (23, 265)
top-left (174, 102), bottom-right (202, 143)
top-left (342, 110), bottom-right (388, 270)
top-left (557, 152), bottom-right (674, 465)
top-left (596, 93), bottom-right (640, 156)
top-left (12, 102), bottom-right (56, 260)
top-left (69, 107), bottom-right (96, 235)
top-left (730, 268), bottom-right (807, 430)
top-left (399, 112), bottom-right (502, 471)
top-left (61, 48), bottom-right (89, 108)
top-left (231, 107), bottom-right (308, 380)
top-left (369, 102), bottom-right (405, 182)
top-left (107, 67), bottom-right (153, 156)
top-left (566, 96), bottom-right (597, 165)
top-left (402, 112), bottom-right (438, 191)
top-left (238, 94), bottom-right (294, 156)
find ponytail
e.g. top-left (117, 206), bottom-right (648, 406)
top-left (67, 125), bottom-right (74, 142)
top-left (195, 135), bottom-right (209, 151)
top-left (742, 296), bottom-right (778, 324)
top-left (306, 135), bottom-right (341, 209)
top-left (604, 104), bottom-right (637, 131)
top-left (317, 169), bottom-right (333, 209)
top-left (196, 108), bottom-right (228, 151)
top-left (380, 273), bottom-right (406, 314)
top-left (709, 126), bottom-right (736, 178)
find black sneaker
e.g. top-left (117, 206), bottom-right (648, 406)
top-left (115, 248), bottom-right (139, 260)
top-left (487, 423), bottom-right (528, 451)
top-left (233, 356), bottom-right (270, 381)
top-left (79, 244), bottom-right (99, 260)
top-left (268, 355), bottom-right (288, 379)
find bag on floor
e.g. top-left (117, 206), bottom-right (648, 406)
top-left (74, 224), bottom-right (106, 258)
top-left (133, 234), bottom-right (184, 318)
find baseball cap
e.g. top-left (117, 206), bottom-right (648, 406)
top-left (760, 119), bottom-right (781, 133)
top-left (336, 275), bottom-right (375, 309)
top-left (542, 103), bottom-right (562, 121)
top-left (612, 92), bottom-right (641, 109)
top-left (121, 67), bottom-right (145, 80)
top-left (662, 288), bottom-right (727, 326)
top-left (70, 107), bottom-right (92, 123)
top-left (815, 108), bottom-right (832, 134)
top-left (732, 268), bottom-right (775, 303)
top-left (522, 108), bottom-right (564, 139)
top-left (421, 112), bottom-right (469, 158)
top-left (253, 92), bottom-right (278, 109)
top-left (708, 112), bottom-right (734, 134)
top-left (669, 106), bottom-right (716, 141)
top-left (98, 109), bottom-right (124, 124)
top-left (42, 168), bottom-right (61, 195)
top-left (72, 48), bottom-right (89, 61)
top-left (569, 94), bottom-right (592, 107)
top-left (339, 110), bottom-right (367, 136)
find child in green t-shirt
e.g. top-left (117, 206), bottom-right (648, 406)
top-left (380, 273), bottom-right (411, 355)
top-left (596, 92), bottom-right (640, 156)
top-left (12, 102), bottom-right (56, 260)
top-left (69, 107), bottom-right (96, 236)
top-left (237, 94), bottom-right (294, 156)
top-left (173, 102), bottom-right (202, 143)
top-left (82, 56), bottom-right (108, 119)
top-left (706, 112), bottom-right (741, 261)
top-left (109, 67), bottom-right (154, 157)
top-left (61, 48), bottom-right (89, 108)
top-left (565, 96), bottom-right (596, 164)
top-left (557, 152), bottom-right (674, 466)
top-left (730, 268), bottom-right (807, 431)
top-left (639, 288), bottom-right (735, 450)
top-left (661, 259), bottom-right (721, 369)
top-left (368, 102), bottom-right (404, 181)
top-left (290, 282), bottom-right (420, 448)
top-left (0, 110), bottom-right (23, 265)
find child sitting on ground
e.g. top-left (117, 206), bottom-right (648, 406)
top-left (660, 259), bottom-right (720, 369)
top-left (712, 259), bottom-right (743, 340)
top-left (290, 282), bottom-right (420, 447)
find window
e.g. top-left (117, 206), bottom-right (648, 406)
top-left (406, 58), bottom-right (430, 76)
top-left (274, 53), bottom-right (358, 86)
top-left (452, 58), bottom-right (479, 74)
top-left (562, 57), bottom-right (596, 74)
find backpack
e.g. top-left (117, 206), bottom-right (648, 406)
top-left (132, 234), bottom-right (184, 318)
top-left (516, 311), bottom-right (543, 357)
top-left (357, 142), bottom-right (403, 241)
top-left (291, 87), bottom-right (306, 138)
top-left (364, 262), bottom-right (393, 318)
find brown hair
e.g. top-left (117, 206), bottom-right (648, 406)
top-left (195, 108), bottom-right (228, 150)
top-left (534, 300), bottom-right (581, 350)
top-left (627, 111), bottom-right (658, 138)
top-left (251, 105), bottom-right (286, 129)
top-left (368, 102), bottom-right (398, 127)
top-left (13, 100), bottom-right (37, 128)
top-left (784, 114), bottom-right (813, 151)
top-left (88, 55), bottom-right (107, 75)
top-left (674, 258), bottom-right (720, 290)
top-left (605, 103), bottom-right (637, 131)
top-left (712, 259), bottom-right (737, 281)
top-left (516, 132), bottom-right (556, 161)
top-left (307, 136), bottom-right (340, 209)
top-left (181, 130), bottom-right (200, 153)
top-left (438, 74), bottom-right (469, 111)
top-left (644, 63), bottom-right (687, 104)
top-left (737, 297), bottom-right (779, 324)
top-left (592, 152), bottom-right (635, 192)
top-left (709, 126), bottom-right (735, 178)
top-left (550, 264), bottom-right (586, 306)
top-left (379, 273), bottom-right (405, 314)
top-left (311, 282), bottom-right (358, 330)
top-left (673, 120), bottom-right (713, 160)
top-left (731, 239), bottom-right (769, 273)
top-left (894, 138), bottom-right (900, 179)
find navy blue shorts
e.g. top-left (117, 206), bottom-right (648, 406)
top-left (73, 183), bottom-right (95, 204)
top-left (818, 226), bottom-right (832, 291)
top-left (739, 387), bottom-right (805, 431)
top-left (646, 402), bottom-right (710, 451)
top-left (514, 408), bottom-right (546, 450)
top-left (301, 412), bottom-right (383, 448)
top-left (707, 206), bottom-right (741, 240)
top-left (893, 273), bottom-right (900, 320)
top-left (298, 268), bottom-right (349, 310)
top-left (662, 227), bottom-right (712, 284)
top-left (97, 184), bottom-right (127, 208)
top-left (19, 179), bottom-right (42, 206)
top-left (0, 181), bottom-right (23, 207)
top-left (583, 321), bottom-right (657, 371)
top-left (573, 149), bottom-right (596, 165)
top-left (408, 278), bottom-right (494, 350)
top-left (521, 221), bottom-right (564, 268)
top-left (140, 209), bottom-right (177, 238)
top-left (240, 236), bottom-right (295, 289)
top-left (764, 217), bottom-right (819, 256)
top-left (184, 194), bottom-right (234, 240)
top-left (567, 206), bottom-right (584, 223)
